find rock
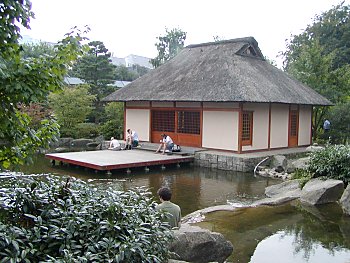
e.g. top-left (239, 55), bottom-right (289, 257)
top-left (86, 142), bottom-right (100, 150)
top-left (286, 157), bottom-right (310, 173)
top-left (253, 195), bottom-right (298, 206)
top-left (255, 179), bottom-right (302, 206)
top-left (300, 179), bottom-right (344, 205)
top-left (70, 138), bottom-right (93, 148)
top-left (265, 179), bottom-right (302, 198)
top-left (306, 145), bottom-right (324, 152)
top-left (59, 137), bottom-right (73, 147)
top-left (340, 184), bottom-right (350, 215)
top-left (270, 155), bottom-right (287, 170)
top-left (274, 165), bottom-right (284, 173)
top-left (169, 224), bottom-right (233, 263)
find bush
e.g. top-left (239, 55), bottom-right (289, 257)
top-left (74, 123), bottom-right (101, 138)
top-left (308, 144), bottom-right (350, 184)
top-left (0, 175), bottom-right (173, 262)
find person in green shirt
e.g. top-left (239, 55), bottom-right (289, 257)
top-left (156, 187), bottom-right (181, 229)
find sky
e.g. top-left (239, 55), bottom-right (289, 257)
top-left (22, 0), bottom-right (348, 68)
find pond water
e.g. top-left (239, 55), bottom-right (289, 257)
top-left (7, 154), bottom-right (350, 263)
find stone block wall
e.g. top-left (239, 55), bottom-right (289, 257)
top-left (195, 152), bottom-right (262, 172)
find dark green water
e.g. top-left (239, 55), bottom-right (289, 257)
top-left (6, 155), bottom-right (350, 263)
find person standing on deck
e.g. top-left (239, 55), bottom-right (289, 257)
top-left (156, 187), bottom-right (181, 229)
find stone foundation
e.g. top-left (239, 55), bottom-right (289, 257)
top-left (194, 152), bottom-right (263, 172)
top-left (194, 149), bottom-right (308, 172)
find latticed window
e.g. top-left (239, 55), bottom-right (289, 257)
top-left (152, 110), bottom-right (175, 132)
top-left (290, 111), bottom-right (298, 136)
top-left (242, 111), bottom-right (253, 146)
top-left (177, 111), bottom-right (200, 134)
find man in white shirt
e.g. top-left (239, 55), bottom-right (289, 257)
top-left (155, 134), bottom-right (174, 154)
top-left (108, 137), bottom-right (121, 150)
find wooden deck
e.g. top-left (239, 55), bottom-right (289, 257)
top-left (45, 149), bottom-right (194, 171)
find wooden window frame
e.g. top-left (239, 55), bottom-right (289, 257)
top-left (241, 111), bottom-right (253, 146)
top-left (151, 110), bottom-right (175, 133)
top-left (177, 111), bottom-right (201, 135)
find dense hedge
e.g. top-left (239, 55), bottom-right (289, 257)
top-left (0, 175), bottom-right (173, 262)
top-left (308, 144), bottom-right (350, 184)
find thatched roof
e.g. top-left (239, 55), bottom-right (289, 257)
top-left (103, 37), bottom-right (332, 106)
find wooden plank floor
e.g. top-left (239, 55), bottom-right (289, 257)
top-left (45, 150), bottom-right (194, 171)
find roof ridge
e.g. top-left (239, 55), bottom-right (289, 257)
top-left (186, 36), bottom-right (257, 49)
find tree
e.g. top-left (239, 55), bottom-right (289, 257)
top-left (282, 2), bottom-right (350, 140)
top-left (115, 65), bottom-right (138, 81)
top-left (100, 102), bottom-right (124, 139)
top-left (328, 100), bottom-right (350, 144)
top-left (49, 85), bottom-right (96, 137)
top-left (0, 1), bottom-right (87, 169)
top-left (70, 41), bottom-right (116, 100)
top-left (150, 27), bottom-right (187, 68)
top-left (21, 42), bottom-right (56, 58)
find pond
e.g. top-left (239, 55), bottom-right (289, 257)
top-left (6, 154), bottom-right (350, 263)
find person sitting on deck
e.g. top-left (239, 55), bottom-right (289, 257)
top-left (156, 187), bottom-right (181, 229)
top-left (108, 137), bottom-right (121, 151)
top-left (156, 134), bottom-right (174, 154)
top-left (124, 129), bottom-right (139, 150)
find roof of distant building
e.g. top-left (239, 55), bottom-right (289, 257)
top-left (111, 54), bottom-right (153, 69)
top-left (64, 77), bottom-right (85, 85)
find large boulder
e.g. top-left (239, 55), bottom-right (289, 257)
top-left (169, 224), bottom-right (233, 263)
top-left (265, 179), bottom-right (302, 198)
top-left (300, 179), bottom-right (344, 205)
top-left (270, 155), bottom-right (287, 171)
top-left (70, 138), bottom-right (93, 148)
top-left (340, 184), bottom-right (350, 215)
top-left (286, 157), bottom-right (310, 173)
top-left (252, 180), bottom-right (302, 206)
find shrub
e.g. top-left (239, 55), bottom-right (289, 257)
top-left (74, 123), bottom-right (101, 138)
top-left (0, 175), bottom-right (173, 262)
top-left (308, 144), bottom-right (350, 184)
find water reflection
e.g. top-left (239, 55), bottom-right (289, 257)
top-left (197, 203), bottom-right (350, 263)
top-left (8, 154), bottom-right (350, 262)
top-left (11, 154), bottom-right (281, 215)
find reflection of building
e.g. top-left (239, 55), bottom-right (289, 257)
top-left (103, 37), bottom-right (332, 153)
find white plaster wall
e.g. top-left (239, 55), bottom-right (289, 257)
top-left (125, 109), bottom-right (150, 141)
top-left (202, 111), bottom-right (238, 151)
top-left (203, 102), bottom-right (239, 109)
top-left (125, 101), bottom-right (150, 107)
top-left (242, 103), bottom-right (269, 151)
top-left (270, 104), bottom-right (289, 148)
top-left (298, 105), bottom-right (312, 146)
top-left (176, 102), bottom-right (201, 108)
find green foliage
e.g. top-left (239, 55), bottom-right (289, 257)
top-left (291, 168), bottom-right (312, 188)
top-left (100, 102), bottom-right (124, 139)
top-left (73, 123), bottom-right (101, 139)
top-left (308, 144), bottom-right (350, 184)
top-left (150, 27), bottom-right (187, 68)
top-left (49, 85), bottom-right (96, 135)
top-left (0, 175), bottom-right (174, 262)
top-left (21, 42), bottom-right (56, 58)
top-left (282, 2), bottom-right (350, 141)
top-left (0, 1), bottom-right (88, 169)
top-left (327, 101), bottom-right (350, 144)
top-left (70, 41), bottom-right (117, 100)
top-left (115, 65), bottom-right (138, 81)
